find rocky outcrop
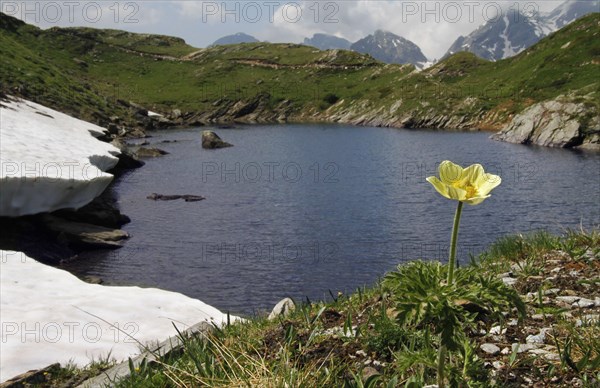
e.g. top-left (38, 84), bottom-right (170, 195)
top-left (492, 98), bottom-right (600, 149)
top-left (202, 131), bottom-right (233, 149)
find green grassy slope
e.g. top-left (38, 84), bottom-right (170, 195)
top-left (1, 12), bottom-right (598, 132)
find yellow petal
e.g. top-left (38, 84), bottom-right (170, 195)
top-left (426, 176), bottom-right (450, 199)
top-left (461, 164), bottom-right (485, 184)
top-left (439, 161), bottom-right (463, 184)
top-left (463, 194), bottom-right (491, 206)
top-left (476, 173), bottom-right (502, 196)
top-left (446, 185), bottom-right (467, 201)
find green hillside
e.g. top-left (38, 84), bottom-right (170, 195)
top-left (1, 12), bottom-right (598, 133)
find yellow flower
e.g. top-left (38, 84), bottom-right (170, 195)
top-left (426, 161), bottom-right (501, 205)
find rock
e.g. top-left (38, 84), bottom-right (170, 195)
top-left (202, 131), bottom-right (233, 149)
top-left (526, 328), bottom-right (551, 344)
top-left (53, 194), bottom-right (130, 229)
top-left (107, 123), bottom-right (119, 135)
top-left (490, 326), bottom-right (507, 335)
top-left (82, 275), bottom-right (103, 284)
top-left (492, 96), bottom-right (597, 148)
top-left (556, 296), bottom-right (580, 304)
top-left (573, 298), bottom-right (596, 308)
top-left (171, 109), bottom-right (182, 119)
top-left (146, 194), bottom-right (205, 202)
top-left (110, 139), bottom-right (145, 171)
top-left (511, 343), bottom-right (540, 353)
top-left (529, 348), bottom-right (560, 361)
top-left (268, 297), bottom-right (295, 320)
top-left (135, 147), bottom-right (169, 158)
top-left (480, 343), bottom-right (501, 355)
top-left (0, 363), bottom-right (61, 387)
top-left (501, 277), bottom-right (517, 286)
top-left (362, 366), bottom-right (380, 382)
top-left (43, 215), bottom-right (129, 249)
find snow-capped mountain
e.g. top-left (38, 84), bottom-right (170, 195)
top-left (546, 0), bottom-right (600, 29)
top-left (303, 33), bottom-right (352, 50)
top-left (350, 30), bottom-right (428, 67)
top-left (210, 33), bottom-right (258, 46)
top-left (445, 0), bottom-right (599, 61)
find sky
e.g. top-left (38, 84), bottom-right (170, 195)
top-left (1, 1), bottom-right (577, 59)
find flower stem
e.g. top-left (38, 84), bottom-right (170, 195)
top-left (447, 201), bottom-right (463, 285)
top-left (437, 344), bottom-right (447, 388)
top-left (438, 201), bottom-right (464, 387)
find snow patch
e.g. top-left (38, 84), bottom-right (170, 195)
top-left (0, 250), bottom-right (234, 382)
top-left (500, 16), bottom-right (517, 58)
top-left (147, 110), bottom-right (163, 118)
top-left (0, 97), bottom-right (120, 216)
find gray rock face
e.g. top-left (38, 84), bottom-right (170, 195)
top-left (350, 30), bottom-right (427, 67)
top-left (304, 33), bottom-right (352, 50)
top-left (268, 297), bottom-right (295, 320)
top-left (202, 131), bottom-right (233, 149)
top-left (491, 98), bottom-right (598, 148)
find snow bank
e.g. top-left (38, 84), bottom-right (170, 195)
top-left (0, 97), bottom-right (120, 216)
top-left (0, 250), bottom-right (233, 382)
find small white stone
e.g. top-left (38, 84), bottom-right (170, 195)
top-left (490, 326), bottom-right (507, 335)
top-left (512, 343), bottom-right (540, 353)
top-left (573, 298), bottom-right (596, 308)
top-left (356, 350), bottom-right (367, 357)
top-left (492, 361), bottom-right (504, 370)
top-left (526, 328), bottom-right (551, 344)
top-left (529, 348), bottom-right (560, 361)
top-left (480, 343), bottom-right (501, 355)
top-left (556, 296), bottom-right (580, 304)
top-left (502, 277), bottom-right (518, 286)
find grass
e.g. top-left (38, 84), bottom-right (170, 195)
top-left (38, 229), bottom-right (590, 387)
top-left (1, 12), bottom-right (599, 131)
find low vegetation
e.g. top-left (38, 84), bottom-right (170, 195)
top-left (31, 230), bottom-right (596, 387)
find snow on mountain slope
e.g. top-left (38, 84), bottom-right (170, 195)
top-left (0, 97), bottom-right (120, 217)
top-left (0, 250), bottom-right (234, 382)
top-left (445, 0), bottom-right (599, 61)
top-left (546, 0), bottom-right (599, 29)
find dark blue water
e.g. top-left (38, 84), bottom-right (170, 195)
top-left (65, 124), bottom-right (600, 315)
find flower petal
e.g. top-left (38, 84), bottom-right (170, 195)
top-left (461, 164), bottom-right (485, 184)
top-left (426, 176), bottom-right (450, 199)
top-left (439, 161), bottom-right (463, 184)
top-left (463, 194), bottom-right (491, 206)
top-left (476, 173), bottom-right (502, 196)
top-left (446, 185), bottom-right (467, 201)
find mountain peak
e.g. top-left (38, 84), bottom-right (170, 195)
top-left (350, 30), bottom-right (428, 67)
top-left (444, 0), bottom-right (599, 61)
top-left (210, 33), bottom-right (258, 47)
top-left (303, 33), bottom-right (351, 50)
